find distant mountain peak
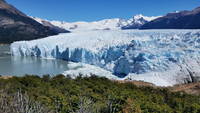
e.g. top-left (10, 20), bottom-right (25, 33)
top-left (133, 14), bottom-right (160, 21)
top-left (121, 14), bottom-right (161, 29)
top-left (33, 14), bottom-right (160, 31)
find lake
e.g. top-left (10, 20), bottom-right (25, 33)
top-left (0, 45), bottom-right (70, 76)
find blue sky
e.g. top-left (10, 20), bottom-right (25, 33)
top-left (6, 0), bottom-right (200, 22)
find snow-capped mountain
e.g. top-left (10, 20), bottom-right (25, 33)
top-left (122, 14), bottom-right (161, 29)
top-left (32, 14), bottom-right (160, 32)
top-left (50, 18), bottom-right (128, 31)
top-left (133, 14), bottom-right (159, 22)
top-left (11, 29), bottom-right (200, 86)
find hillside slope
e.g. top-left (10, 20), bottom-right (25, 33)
top-left (141, 7), bottom-right (200, 29)
top-left (0, 0), bottom-right (68, 43)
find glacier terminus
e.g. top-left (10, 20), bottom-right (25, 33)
top-left (11, 29), bottom-right (200, 86)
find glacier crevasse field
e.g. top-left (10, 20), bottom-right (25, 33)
top-left (11, 30), bottom-right (200, 86)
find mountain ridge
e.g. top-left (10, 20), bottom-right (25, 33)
top-left (141, 6), bottom-right (200, 29)
top-left (0, 0), bottom-right (69, 43)
top-left (33, 14), bottom-right (160, 32)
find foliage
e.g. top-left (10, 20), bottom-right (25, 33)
top-left (0, 75), bottom-right (200, 113)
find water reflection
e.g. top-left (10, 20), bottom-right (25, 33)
top-left (0, 48), bottom-right (70, 76)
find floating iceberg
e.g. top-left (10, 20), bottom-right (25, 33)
top-left (11, 30), bottom-right (200, 86)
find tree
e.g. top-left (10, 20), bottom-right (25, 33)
top-left (0, 89), bottom-right (51, 113)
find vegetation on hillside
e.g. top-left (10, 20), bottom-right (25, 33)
top-left (0, 74), bottom-right (200, 113)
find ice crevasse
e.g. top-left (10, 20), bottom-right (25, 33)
top-left (11, 30), bottom-right (200, 86)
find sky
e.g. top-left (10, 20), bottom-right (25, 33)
top-left (6, 0), bottom-right (200, 22)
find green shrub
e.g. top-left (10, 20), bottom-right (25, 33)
top-left (0, 75), bottom-right (199, 113)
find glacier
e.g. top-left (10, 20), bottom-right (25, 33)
top-left (11, 30), bottom-right (200, 86)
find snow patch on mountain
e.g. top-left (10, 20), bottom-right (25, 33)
top-left (31, 17), bottom-right (45, 24)
top-left (11, 29), bottom-right (200, 86)
top-left (31, 16), bottom-right (70, 33)
top-left (32, 14), bottom-right (160, 32)
top-left (50, 18), bottom-right (128, 31)
top-left (122, 14), bottom-right (161, 29)
top-left (132, 14), bottom-right (160, 22)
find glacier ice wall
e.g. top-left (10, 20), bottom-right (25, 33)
top-left (11, 30), bottom-right (200, 86)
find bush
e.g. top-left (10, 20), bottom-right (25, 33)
top-left (0, 75), bottom-right (199, 113)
